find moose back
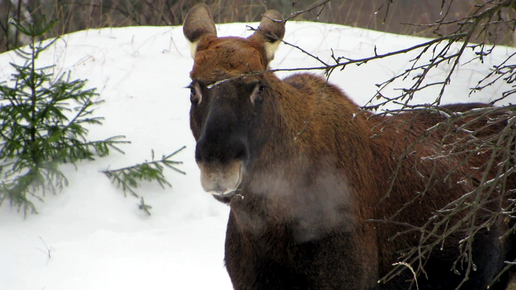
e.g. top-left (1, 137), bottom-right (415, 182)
top-left (183, 4), bottom-right (515, 290)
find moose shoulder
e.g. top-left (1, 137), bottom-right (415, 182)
top-left (183, 4), bottom-right (515, 290)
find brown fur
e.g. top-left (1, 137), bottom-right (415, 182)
top-left (184, 4), bottom-right (515, 290)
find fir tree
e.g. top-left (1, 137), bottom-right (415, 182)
top-left (0, 17), bottom-right (127, 215)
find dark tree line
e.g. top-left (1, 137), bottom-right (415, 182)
top-left (1, 0), bottom-right (512, 53)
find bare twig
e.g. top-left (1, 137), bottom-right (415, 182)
top-left (36, 236), bottom-right (54, 263)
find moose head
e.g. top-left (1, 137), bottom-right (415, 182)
top-left (183, 4), bottom-right (285, 202)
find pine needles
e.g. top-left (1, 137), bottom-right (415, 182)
top-left (0, 17), bottom-right (187, 216)
top-left (103, 147), bottom-right (186, 215)
top-left (103, 147), bottom-right (186, 198)
top-left (0, 17), bottom-right (128, 215)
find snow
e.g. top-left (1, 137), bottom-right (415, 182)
top-left (0, 20), bottom-right (514, 290)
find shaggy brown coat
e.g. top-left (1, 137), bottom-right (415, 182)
top-left (183, 4), bottom-right (515, 290)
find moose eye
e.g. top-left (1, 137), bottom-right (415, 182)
top-left (189, 84), bottom-right (202, 105)
top-left (251, 84), bottom-right (266, 105)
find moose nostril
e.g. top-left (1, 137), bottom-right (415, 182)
top-left (195, 140), bottom-right (218, 163)
top-left (234, 147), bottom-right (247, 160)
top-left (231, 139), bottom-right (248, 161)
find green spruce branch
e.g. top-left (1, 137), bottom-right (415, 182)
top-left (103, 146), bottom-right (186, 215)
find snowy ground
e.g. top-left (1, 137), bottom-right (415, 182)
top-left (0, 19), bottom-right (514, 290)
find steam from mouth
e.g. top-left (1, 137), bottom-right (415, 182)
top-left (198, 160), bottom-right (244, 197)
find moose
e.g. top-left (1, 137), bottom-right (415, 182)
top-left (183, 4), bottom-right (515, 290)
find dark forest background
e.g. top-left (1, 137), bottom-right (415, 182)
top-left (1, 0), bottom-right (514, 53)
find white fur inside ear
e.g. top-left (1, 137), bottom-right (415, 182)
top-left (188, 39), bottom-right (200, 58)
top-left (264, 40), bottom-right (281, 62)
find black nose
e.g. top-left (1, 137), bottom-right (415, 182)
top-left (196, 135), bottom-right (248, 164)
top-left (195, 96), bottom-right (248, 165)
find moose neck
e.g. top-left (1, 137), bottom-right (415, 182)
top-left (257, 73), bottom-right (375, 176)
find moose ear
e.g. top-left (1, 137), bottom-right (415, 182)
top-left (183, 4), bottom-right (217, 58)
top-left (249, 10), bottom-right (285, 63)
